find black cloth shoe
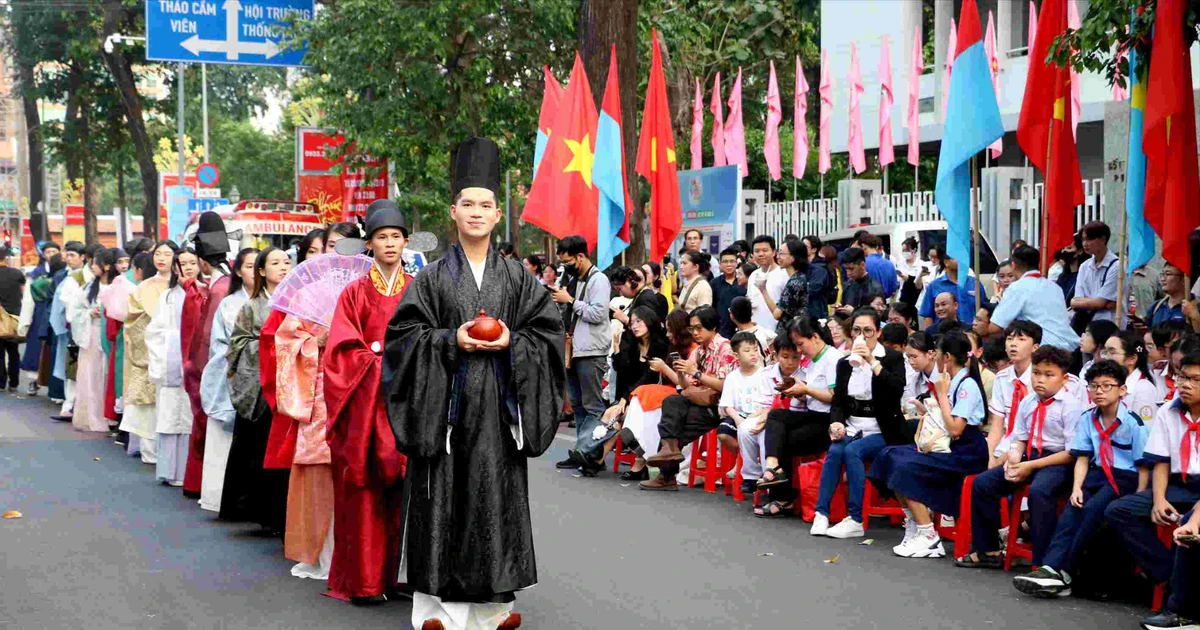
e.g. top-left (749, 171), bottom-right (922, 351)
top-left (1141, 612), bottom-right (1198, 630)
top-left (555, 451), bottom-right (584, 469)
top-left (620, 468), bottom-right (649, 481)
top-left (578, 453), bottom-right (605, 477)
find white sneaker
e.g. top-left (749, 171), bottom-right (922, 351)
top-left (893, 529), bottom-right (946, 558)
top-left (893, 517), bottom-right (918, 554)
top-left (939, 515), bottom-right (956, 528)
top-left (810, 513), bottom-right (830, 536)
top-left (826, 517), bottom-right (866, 539)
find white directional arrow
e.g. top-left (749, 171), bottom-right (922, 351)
top-left (178, 0), bottom-right (280, 61)
top-left (181, 34), bottom-right (280, 60)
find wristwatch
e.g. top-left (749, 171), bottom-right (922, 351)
top-left (692, 370), bottom-right (703, 381)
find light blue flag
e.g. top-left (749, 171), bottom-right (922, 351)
top-left (934, 11), bottom-right (1005, 291)
top-left (594, 109), bottom-right (629, 269)
top-left (1125, 41), bottom-right (1154, 273)
top-left (533, 130), bottom-right (550, 180)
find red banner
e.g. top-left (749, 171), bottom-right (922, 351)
top-left (20, 219), bottom-right (37, 267)
top-left (300, 129), bottom-right (344, 172)
top-left (296, 128), bottom-right (388, 222)
top-left (340, 167), bottom-right (389, 219)
top-left (297, 174), bottom-right (345, 225)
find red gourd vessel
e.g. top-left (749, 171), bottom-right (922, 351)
top-left (469, 309), bottom-right (502, 341)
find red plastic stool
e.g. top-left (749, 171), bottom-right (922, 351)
top-left (1003, 487), bottom-right (1034, 570)
top-left (862, 467), bottom-right (904, 531)
top-left (728, 453), bottom-right (746, 501)
top-left (1151, 523), bottom-right (1179, 612)
top-left (687, 429), bottom-right (736, 493)
top-left (611, 434), bottom-right (638, 473)
top-left (934, 473), bottom-right (986, 560)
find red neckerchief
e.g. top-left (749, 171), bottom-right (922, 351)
top-left (1166, 375), bottom-right (1177, 402)
top-left (1024, 271), bottom-right (1042, 279)
top-left (1027, 396), bottom-right (1056, 459)
top-left (1180, 409), bottom-right (1200, 482)
top-left (1006, 378), bottom-right (1029, 437)
top-left (1093, 410), bottom-right (1122, 492)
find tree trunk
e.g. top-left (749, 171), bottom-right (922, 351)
top-left (100, 0), bottom-right (159, 240)
top-left (15, 57), bottom-right (45, 241)
top-left (578, 0), bottom-right (642, 266)
top-left (81, 105), bottom-right (100, 245)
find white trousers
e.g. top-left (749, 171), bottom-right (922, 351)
top-left (737, 422), bottom-right (767, 479)
top-left (411, 592), bottom-right (513, 630)
top-left (61, 378), bottom-right (75, 415)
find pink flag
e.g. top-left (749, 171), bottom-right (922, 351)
top-left (764, 61), bottom-right (782, 181)
top-left (724, 67), bottom-right (748, 177)
top-left (907, 30), bottom-right (923, 166)
top-left (985, 11), bottom-right (1003, 158)
top-left (847, 42), bottom-right (866, 174)
top-left (942, 18), bottom-right (957, 118)
top-left (709, 73), bottom-right (727, 167)
top-left (818, 50), bottom-right (832, 175)
top-left (690, 79), bottom-right (703, 169)
top-left (1028, 0), bottom-right (1038, 52)
top-left (1067, 0), bottom-right (1082, 138)
top-left (878, 35), bottom-right (895, 168)
top-left (1113, 46), bottom-right (1129, 101)
top-left (794, 55), bottom-right (809, 179)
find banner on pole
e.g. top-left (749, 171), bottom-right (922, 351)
top-left (674, 165), bottom-right (742, 254)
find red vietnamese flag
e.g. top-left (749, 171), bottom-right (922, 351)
top-left (1016, 0), bottom-right (1083, 268)
top-left (1143, 0), bottom-right (1200, 274)
top-left (636, 29), bottom-right (682, 263)
top-left (522, 54), bottom-right (600, 249)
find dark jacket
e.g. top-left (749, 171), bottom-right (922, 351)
top-left (829, 346), bottom-right (912, 446)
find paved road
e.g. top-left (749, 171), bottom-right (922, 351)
top-left (1, 377), bottom-right (1153, 629)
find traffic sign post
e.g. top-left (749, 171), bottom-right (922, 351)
top-left (146, 0), bottom-right (313, 67)
top-left (197, 163), bottom-right (221, 187)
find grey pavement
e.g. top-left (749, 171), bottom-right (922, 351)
top-left (1, 378), bottom-right (1152, 629)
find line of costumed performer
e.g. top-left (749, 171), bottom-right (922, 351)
top-left (322, 199), bottom-right (412, 603)
top-left (181, 211), bottom-right (233, 498)
top-left (384, 137), bottom-right (567, 630)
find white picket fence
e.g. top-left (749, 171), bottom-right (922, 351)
top-left (757, 176), bottom-right (1104, 256)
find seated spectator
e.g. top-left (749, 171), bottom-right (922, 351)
top-left (676, 250), bottom-right (714, 312)
top-left (974, 302), bottom-right (999, 341)
top-left (1012, 359), bottom-right (1150, 597)
top-left (1150, 323), bottom-right (1190, 403)
top-left (1103, 330), bottom-right (1161, 426)
top-left (965, 330), bottom-right (995, 400)
top-left (982, 337), bottom-right (1010, 376)
top-left (1078, 319), bottom-right (1119, 380)
top-left (986, 245), bottom-right (1079, 351)
top-left (808, 310), bottom-right (908, 536)
top-left (880, 322), bottom-right (909, 353)
top-left (1105, 351), bottom-right (1200, 628)
top-left (919, 254), bottom-right (986, 329)
top-left (869, 331), bottom-right (989, 559)
top-left (716, 331), bottom-right (766, 457)
top-left (568, 306), bottom-right (670, 477)
top-left (837, 247), bottom-right (884, 314)
top-left (957, 346), bottom-right (1083, 568)
top-left (827, 312), bottom-right (852, 352)
top-left (887, 301), bottom-right (919, 330)
top-left (642, 306), bottom-right (737, 491)
top-left (1145, 262), bottom-right (1190, 328)
top-left (736, 335), bottom-right (806, 494)
top-left (903, 332), bottom-right (940, 412)
top-left (927, 292), bottom-right (961, 336)
top-left (711, 247), bottom-right (745, 338)
top-left (987, 321), bottom-right (1042, 467)
top-left (729, 296), bottom-right (776, 360)
top-left (1139, 501), bottom-right (1200, 630)
top-left (866, 293), bottom-right (888, 314)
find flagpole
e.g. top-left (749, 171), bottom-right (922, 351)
top-left (883, 164), bottom-right (889, 195)
top-left (1040, 125), bottom-right (1053, 274)
top-left (1116, 206), bottom-right (1128, 328)
top-left (914, 161), bottom-right (918, 193)
top-left (971, 154), bottom-right (981, 314)
top-left (820, 174), bottom-right (825, 199)
top-left (793, 177), bottom-right (798, 201)
top-left (768, 179), bottom-right (772, 204)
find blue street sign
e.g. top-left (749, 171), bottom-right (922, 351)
top-left (188, 198), bottom-right (229, 214)
top-left (146, 0), bottom-right (313, 67)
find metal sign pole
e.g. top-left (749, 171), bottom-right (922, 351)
top-left (177, 63), bottom-right (186, 180)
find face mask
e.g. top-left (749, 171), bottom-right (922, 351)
top-left (563, 263), bottom-right (579, 278)
top-left (904, 250), bottom-right (916, 261)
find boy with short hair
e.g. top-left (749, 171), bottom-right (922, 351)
top-left (958, 346), bottom-right (1085, 569)
top-left (729, 295), bottom-right (776, 360)
top-left (987, 321), bottom-right (1042, 467)
top-left (1105, 352), bottom-right (1200, 630)
top-left (880, 322), bottom-right (909, 353)
top-left (718, 331), bottom-right (766, 456)
top-left (736, 335), bottom-right (805, 493)
top-left (1012, 359), bottom-right (1150, 597)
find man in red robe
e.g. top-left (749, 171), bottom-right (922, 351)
top-left (323, 200), bottom-right (410, 605)
top-left (181, 211), bottom-right (232, 497)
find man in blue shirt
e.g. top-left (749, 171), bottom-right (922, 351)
top-left (919, 254), bottom-right (985, 328)
top-left (861, 234), bottom-right (899, 298)
top-left (986, 245), bottom-right (1080, 351)
top-left (1145, 262), bottom-right (1189, 327)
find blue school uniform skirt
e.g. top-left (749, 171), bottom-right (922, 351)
top-left (868, 425), bottom-right (988, 517)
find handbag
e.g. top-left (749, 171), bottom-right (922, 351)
top-left (914, 381), bottom-right (960, 454)
top-left (0, 306), bottom-right (18, 338)
top-left (682, 383), bottom-right (719, 407)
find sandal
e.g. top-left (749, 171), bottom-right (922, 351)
top-left (756, 465), bottom-right (790, 488)
top-left (753, 500), bottom-right (794, 518)
top-left (954, 552), bottom-right (1004, 569)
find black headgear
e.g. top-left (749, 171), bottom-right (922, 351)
top-left (363, 199), bottom-right (408, 239)
top-left (193, 211), bottom-right (230, 262)
top-left (452, 137), bottom-right (501, 197)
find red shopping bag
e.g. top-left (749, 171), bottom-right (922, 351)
top-left (794, 455), bottom-right (848, 523)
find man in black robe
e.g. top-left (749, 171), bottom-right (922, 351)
top-left (383, 137), bottom-right (565, 630)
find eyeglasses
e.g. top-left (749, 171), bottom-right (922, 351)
top-left (1179, 373), bottom-right (1200, 387)
top-left (1087, 382), bottom-right (1120, 394)
top-left (1101, 348), bottom-right (1125, 359)
top-left (851, 327), bottom-right (876, 336)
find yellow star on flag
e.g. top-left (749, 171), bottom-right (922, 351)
top-left (563, 134), bottom-right (595, 188)
top-left (649, 139), bottom-right (678, 172)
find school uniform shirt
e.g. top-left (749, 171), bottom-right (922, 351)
top-left (905, 363), bottom-right (940, 401)
top-left (947, 367), bottom-right (988, 426)
top-left (991, 271), bottom-right (1081, 351)
top-left (1069, 402), bottom-right (1150, 474)
top-left (991, 366), bottom-right (1087, 456)
top-left (1139, 399), bottom-right (1200, 479)
top-left (1074, 250), bottom-right (1120, 322)
top-left (754, 362), bottom-right (806, 412)
top-left (1011, 387), bottom-right (1086, 455)
top-left (803, 346), bottom-right (842, 414)
top-left (1124, 369), bottom-right (1162, 426)
top-left (846, 343), bottom-right (888, 437)
top-left (1077, 358), bottom-right (1095, 382)
top-left (1155, 362), bottom-right (1176, 404)
top-left (719, 367), bottom-right (765, 418)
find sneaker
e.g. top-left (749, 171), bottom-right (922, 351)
top-left (893, 517), bottom-right (918, 554)
top-left (1013, 566), bottom-right (1072, 598)
top-left (939, 515), bottom-right (956, 528)
top-left (555, 451), bottom-right (584, 469)
top-left (1141, 612), bottom-right (1199, 630)
top-left (810, 513), bottom-right (830, 536)
top-left (25, 382), bottom-right (38, 396)
top-left (826, 517), bottom-right (866, 539)
top-left (893, 529), bottom-right (945, 558)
